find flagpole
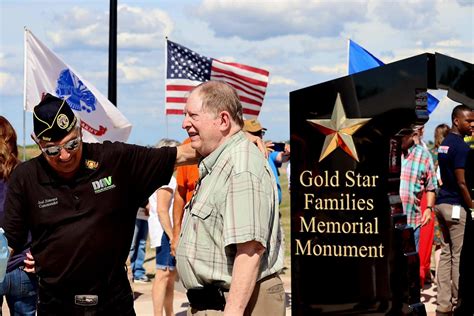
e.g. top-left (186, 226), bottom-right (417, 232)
top-left (108, 0), bottom-right (117, 106)
top-left (347, 38), bottom-right (350, 75)
top-left (165, 36), bottom-right (168, 138)
top-left (22, 27), bottom-right (28, 161)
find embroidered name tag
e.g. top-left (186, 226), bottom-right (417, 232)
top-left (37, 197), bottom-right (59, 209)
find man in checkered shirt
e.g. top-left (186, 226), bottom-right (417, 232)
top-left (176, 80), bottom-right (285, 315)
top-left (399, 126), bottom-right (438, 250)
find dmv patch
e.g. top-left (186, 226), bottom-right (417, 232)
top-left (438, 146), bottom-right (449, 154)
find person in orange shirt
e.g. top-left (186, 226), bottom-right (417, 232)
top-left (171, 138), bottom-right (199, 256)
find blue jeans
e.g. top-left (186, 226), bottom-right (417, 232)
top-left (0, 267), bottom-right (38, 315)
top-left (413, 225), bottom-right (420, 252)
top-left (129, 219), bottom-right (148, 279)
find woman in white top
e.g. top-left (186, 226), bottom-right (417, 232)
top-left (148, 139), bottom-right (180, 316)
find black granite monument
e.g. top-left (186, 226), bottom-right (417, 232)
top-left (290, 53), bottom-right (473, 315)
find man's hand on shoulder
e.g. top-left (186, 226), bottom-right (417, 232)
top-left (175, 142), bottom-right (201, 166)
top-left (244, 132), bottom-right (268, 158)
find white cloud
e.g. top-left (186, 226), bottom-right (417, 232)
top-left (0, 72), bottom-right (22, 96)
top-left (434, 39), bottom-right (464, 48)
top-left (310, 64), bottom-right (346, 76)
top-left (0, 53), bottom-right (7, 68)
top-left (48, 5), bottom-right (173, 50)
top-left (195, 0), bottom-right (368, 40)
top-left (118, 4), bottom-right (173, 35)
top-left (457, 0), bottom-right (473, 6)
top-left (373, 0), bottom-right (439, 30)
top-left (118, 57), bottom-right (160, 83)
top-left (270, 76), bottom-right (297, 86)
top-left (215, 56), bottom-right (236, 63)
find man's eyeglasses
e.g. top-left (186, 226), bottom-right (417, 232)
top-left (40, 136), bottom-right (82, 156)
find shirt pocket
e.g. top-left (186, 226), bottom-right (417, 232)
top-left (190, 201), bottom-right (213, 219)
top-left (184, 201), bottom-right (216, 249)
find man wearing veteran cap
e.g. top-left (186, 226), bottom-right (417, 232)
top-left (3, 93), bottom-right (199, 315)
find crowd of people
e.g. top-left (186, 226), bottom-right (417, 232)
top-left (0, 79), bottom-right (472, 315)
top-left (399, 105), bottom-right (473, 315)
top-left (0, 81), bottom-right (288, 315)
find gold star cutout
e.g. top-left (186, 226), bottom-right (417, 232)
top-left (308, 93), bottom-right (371, 162)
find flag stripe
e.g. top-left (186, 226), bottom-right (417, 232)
top-left (217, 60), bottom-right (269, 76)
top-left (239, 102), bottom-right (262, 113)
top-left (213, 59), bottom-right (269, 83)
top-left (166, 109), bottom-right (184, 115)
top-left (166, 108), bottom-right (259, 117)
top-left (166, 85), bottom-right (194, 92)
top-left (211, 73), bottom-right (266, 99)
top-left (166, 97), bottom-right (187, 103)
top-left (243, 108), bottom-right (259, 116)
top-left (165, 40), bottom-right (269, 118)
top-left (239, 95), bottom-right (262, 107)
top-left (211, 65), bottom-right (268, 88)
top-left (217, 78), bottom-right (264, 102)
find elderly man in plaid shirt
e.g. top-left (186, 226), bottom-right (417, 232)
top-left (399, 126), bottom-right (438, 250)
top-left (176, 80), bottom-right (285, 315)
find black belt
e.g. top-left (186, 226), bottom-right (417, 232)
top-left (186, 273), bottom-right (279, 311)
top-left (187, 285), bottom-right (228, 311)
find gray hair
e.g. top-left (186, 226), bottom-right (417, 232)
top-left (155, 138), bottom-right (180, 148)
top-left (192, 80), bottom-right (244, 128)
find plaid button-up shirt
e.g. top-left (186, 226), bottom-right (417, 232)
top-left (176, 131), bottom-right (284, 289)
top-left (400, 144), bottom-right (438, 228)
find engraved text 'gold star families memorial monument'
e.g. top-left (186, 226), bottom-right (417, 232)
top-left (308, 93), bottom-right (371, 162)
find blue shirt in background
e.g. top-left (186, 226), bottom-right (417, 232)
top-left (268, 151), bottom-right (282, 204)
top-left (436, 132), bottom-right (470, 207)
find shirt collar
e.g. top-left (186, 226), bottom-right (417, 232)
top-left (199, 131), bottom-right (245, 179)
top-left (402, 143), bottom-right (420, 161)
top-left (407, 143), bottom-right (418, 155)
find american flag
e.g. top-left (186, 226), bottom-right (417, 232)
top-left (165, 40), bottom-right (270, 118)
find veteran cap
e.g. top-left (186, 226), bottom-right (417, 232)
top-left (243, 119), bottom-right (267, 133)
top-left (33, 93), bottom-right (78, 142)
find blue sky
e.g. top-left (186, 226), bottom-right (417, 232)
top-left (1, 0), bottom-right (473, 146)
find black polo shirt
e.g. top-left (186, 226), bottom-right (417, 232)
top-left (4, 141), bottom-right (176, 295)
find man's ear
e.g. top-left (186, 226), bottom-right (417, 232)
top-left (453, 116), bottom-right (459, 128)
top-left (218, 111), bottom-right (231, 131)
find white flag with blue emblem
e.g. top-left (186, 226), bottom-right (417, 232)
top-left (24, 29), bottom-right (132, 142)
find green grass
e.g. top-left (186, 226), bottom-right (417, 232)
top-left (18, 144), bottom-right (41, 161)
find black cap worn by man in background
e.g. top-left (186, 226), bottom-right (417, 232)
top-left (4, 93), bottom-right (198, 315)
